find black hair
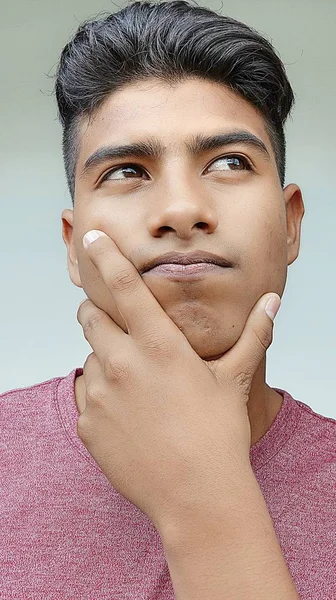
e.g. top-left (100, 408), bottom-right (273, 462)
top-left (55, 0), bottom-right (294, 202)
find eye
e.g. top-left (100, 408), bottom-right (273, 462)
top-left (101, 164), bottom-right (148, 182)
top-left (206, 155), bottom-right (252, 173)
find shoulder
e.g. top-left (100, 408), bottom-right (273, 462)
top-left (0, 375), bottom-right (62, 404)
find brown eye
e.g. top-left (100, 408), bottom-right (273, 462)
top-left (102, 164), bottom-right (147, 181)
top-left (207, 155), bottom-right (251, 172)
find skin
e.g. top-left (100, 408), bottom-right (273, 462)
top-left (62, 77), bottom-right (304, 446)
top-left (74, 237), bottom-right (298, 598)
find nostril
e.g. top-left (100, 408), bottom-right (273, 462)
top-left (197, 222), bottom-right (208, 230)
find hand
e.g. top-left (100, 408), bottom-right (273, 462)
top-left (76, 230), bottom-right (280, 535)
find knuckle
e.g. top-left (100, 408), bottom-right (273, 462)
top-left (82, 313), bottom-right (104, 339)
top-left (77, 413), bottom-right (91, 443)
top-left (85, 382), bottom-right (107, 410)
top-left (77, 305), bottom-right (84, 323)
top-left (77, 300), bottom-right (91, 323)
top-left (232, 370), bottom-right (251, 395)
top-left (141, 333), bottom-right (171, 355)
top-left (104, 356), bottom-right (130, 382)
top-left (112, 268), bottom-right (137, 292)
top-left (139, 329), bottom-right (180, 359)
top-left (86, 381), bottom-right (102, 400)
top-left (83, 352), bottom-right (95, 369)
top-left (253, 324), bottom-right (273, 353)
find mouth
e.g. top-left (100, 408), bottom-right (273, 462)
top-left (140, 250), bottom-right (234, 281)
top-left (143, 262), bottom-right (231, 281)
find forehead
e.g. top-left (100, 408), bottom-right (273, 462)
top-left (76, 77), bottom-right (273, 167)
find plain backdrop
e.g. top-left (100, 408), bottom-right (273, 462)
top-left (1, 0), bottom-right (335, 418)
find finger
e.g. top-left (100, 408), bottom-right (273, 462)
top-left (214, 293), bottom-right (281, 386)
top-left (78, 351), bottom-right (100, 414)
top-left (82, 230), bottom-right (179, 341)
top-left (77, 299), bottom-right (132, 377)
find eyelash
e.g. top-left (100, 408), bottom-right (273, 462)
top-left (100, 154), bottom-right (253, 183)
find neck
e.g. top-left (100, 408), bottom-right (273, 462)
top-left (248, 356), bottom-right (283, 446)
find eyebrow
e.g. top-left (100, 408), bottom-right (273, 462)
top-left (81, 130), bottom-right (270, 177)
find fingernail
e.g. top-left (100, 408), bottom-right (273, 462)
top-left (265, 295), bottom-right (281, 321)
top-left (83, 230), bottom-right (106, 249)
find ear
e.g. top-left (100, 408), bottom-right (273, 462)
top-left (283, 184), bottom-right (305, 266)
top-left (61, 209), bottom-right (83, 288)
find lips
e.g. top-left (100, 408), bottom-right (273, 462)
top-left (146, 263), bottom-right (226, 280)
top-left (140, 251), bottom-right (234, 274)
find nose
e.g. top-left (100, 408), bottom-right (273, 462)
top-left (147, 192), bottom-right (218, 240)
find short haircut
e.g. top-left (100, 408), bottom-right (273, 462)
top-left (55, 0), bottom-right (294, 202)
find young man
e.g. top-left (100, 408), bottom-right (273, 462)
top-left (1, 1), bottom-right (335, 598)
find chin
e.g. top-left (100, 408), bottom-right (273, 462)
top-left (163, 304), bottom-right (241, 360)
top-left (190, 344), bottom-right (232, 361)
top-left (176, 325), bottom-right (237, 360)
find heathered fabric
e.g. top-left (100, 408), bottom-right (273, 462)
top-left (0, 367), bottom-right (335, 600)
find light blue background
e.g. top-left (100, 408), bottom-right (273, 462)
top-left (1, 0), bottom-right (335, 418)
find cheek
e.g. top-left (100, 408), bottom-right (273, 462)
top-left (241, 201), bottom-right (288, 294)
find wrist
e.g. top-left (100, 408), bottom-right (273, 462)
top-left (158, 463), bottom-right (258, 552)
top-left (161, 472), bottom-right (300, 600)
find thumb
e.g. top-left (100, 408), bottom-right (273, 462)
top-left (213, 293), bottom-right (281, 388)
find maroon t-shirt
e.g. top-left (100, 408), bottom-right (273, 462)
top-left (0, 368), bottom-right (335, 599)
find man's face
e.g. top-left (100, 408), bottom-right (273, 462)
top-left (62, 77), bottom-right (304, 360)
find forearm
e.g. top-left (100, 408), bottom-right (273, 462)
top-left (161, 470), bottom-right (300, 600)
